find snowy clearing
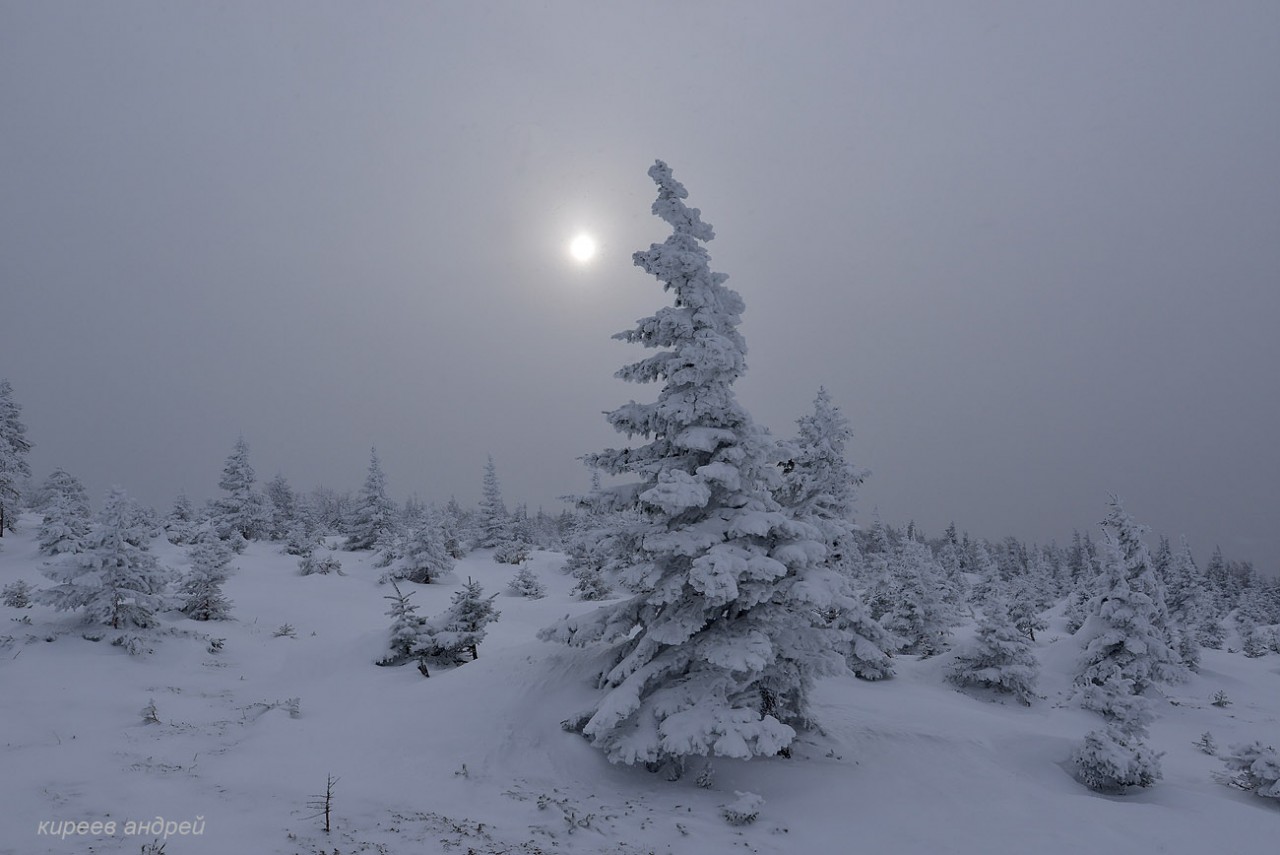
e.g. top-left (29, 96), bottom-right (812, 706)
top-left (1, 516), bottom-right (1276, 855)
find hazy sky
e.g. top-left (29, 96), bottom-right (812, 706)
top-left (3, 2), bottom-right (1278, 571)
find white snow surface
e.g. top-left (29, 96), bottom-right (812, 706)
top-left (1, 515), bottom-right (1276, 854)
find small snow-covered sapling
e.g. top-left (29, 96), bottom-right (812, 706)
top-left (141, 698), bottom-right (160, 725)
top-left (721, 791), bottom-right (764, 826)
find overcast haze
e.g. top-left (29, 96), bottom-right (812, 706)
top-left (3, 1), bottom-right (1278, 571)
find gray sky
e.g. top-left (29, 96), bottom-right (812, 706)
top-left (3, 1), bottom-right (1278, 571)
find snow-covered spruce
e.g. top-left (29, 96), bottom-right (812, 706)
top-left (37, 487), bottom-right (171, 629)
top-left (1161, 535), bottom-right (1207, 671)
top-left (1074, 497), bottom-right (1184, 718)
top-left (209, 437), bottom-right (266, 546)
top-left (178, 525), bottom-right (235, 620)
top-left (262, 472), bottom-right (299, 542)
top-left (567, 544), bottom-right (613, 600)
top-left (720, 791), bottom-right (764, 826)
top-left (2, 579), bottom-right (33, 608)
top-left (882, 538), bottom-right (951, 657)
top-left (539, 161), bottom-right (848, 767)
top-left (36, 468), bottom-right (92, 556)
top-left (1195, 731), bottom-right (1218, 755)
top-left (414, 577), bottom-right (500, 668)
top-left (493, 540), bottom-right (531, 565)
top-left (346, 447), bottom-right (398, 552)
top-left (476, 455), bottom-right (513, 550)
top-left (777, 388), bottom-right (895, 680)
top-left (0, 376), bottom-right (31, 537)
top-left (560, 480), bottom-right (619, 601)
top-left (299, 550), bottom-right (343, 576)
top-left (394, 511), bottom-right (455, 584)
top-left (163, 491), bottom-right (199, 545)
top-left (283, 517), bottom-right (318, 557)
top-left (0, 378), bottom-right (32, 537)
top-left (948, 588), bottom-right (1039, 705)
top-left (507, 563), bottom-right (546, 599)
top-left (1071, 721), bottom-right (1163, 793)
top-left (1218, 741), bottom-right (1280, 798)
top-left (377, 580), bottom-right (425, 666)
top-left (1006, 572), bottom-right (1050, 643)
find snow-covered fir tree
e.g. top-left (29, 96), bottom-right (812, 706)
top-left (1074, 498), bottom-right (1185, 717)
top-left (1202, 545), bottom-right (1229, 611)
top-left (36, 468), bottom-right (92, 556)
top-left (209, 437), bottom-right (266, 546)
top-left (948, 586), bottom-right (1039, 705)
top-left (539, 161), bottom-right (845, 767)
top-left (263, 473), bottom-right (299, 542)
top-left (1069, 499), bottom-right (1177, 792)
top-left (1163, 535), bottom-right (1206, 670)
top-left (346, 447), bottom-right (397, 552)
top-left (1219, 741), bottom-right (1280, 798)
top-left (439, 498), bottom-right (469, 558)
top-left (1067, 529), bottom-right (1100, 589)
top-left (178, 524), bottom-right (234, 620)
top-left (376, 580), bottom-right (425, 666)
top-left (778, 387), bottom-right (894, 680)
top-left (934, 524), bottom-right (971, 612)
top-left (858, 519), bottom-right (897, 622)
top-left (1063, 585), bottom-right (1095, 636)
top-left (476, 455), bottom-right (513, 550)
top-left (560, 471), bottom-right (617, 600)
top-left (416, 577), bottom-right (500, 665)
top-left (1071, 716), bottom-right (1163, 792)
top-left (507, 563), bottom-right (546, 599)
top-left (305, 485), bottom-right (351, 536)
top-left (568, 546), bottom-right (614, 600)
top-left (883, 539), bottom-right (951, 657)
top-left (396, 510), bottom-right (455, 584)
top-left (0, 379), bottom-right (32, 537)
top-left (1007, 569), bottom-right (1050, 643)
top-left (298, 549), bottom-right (343, 576)
top-left (163, 491), bottom-right (199, 545)
top-left (37, 487), bottom-right (171, 629)
top-left (280, 517), bottom-right (312, 556)
top-left (966, 539), bottom-right (1002, 607)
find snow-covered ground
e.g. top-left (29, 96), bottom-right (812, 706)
top-left (1, 516), bottom-right (1276, 854)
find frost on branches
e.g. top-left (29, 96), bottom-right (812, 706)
top-left (539, 161), bottom-right (846, 768)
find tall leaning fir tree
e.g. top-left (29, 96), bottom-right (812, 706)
top-left (539, 161), bottom-right (846, 769)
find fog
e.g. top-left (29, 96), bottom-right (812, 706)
top-left (3, 1), bottom-right (1277, 570)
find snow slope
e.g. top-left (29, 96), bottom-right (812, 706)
top-left (1, 517), bottom-right (1276, 854)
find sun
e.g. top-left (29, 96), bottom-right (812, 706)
top-left (569, 233), bottom-right (597, 263)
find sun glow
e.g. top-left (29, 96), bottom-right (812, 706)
top-left (569, 233), bottom-right (597, 263)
